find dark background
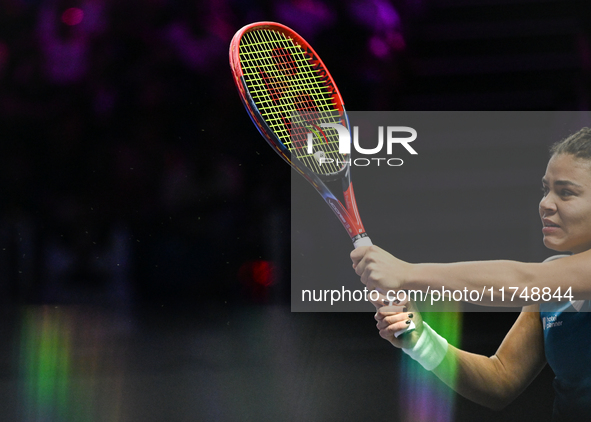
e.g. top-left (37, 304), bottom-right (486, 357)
top-left (0, 0), bottom-right (589, 421)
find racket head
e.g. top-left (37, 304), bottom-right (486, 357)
top-left (229, 22), bottom-right (350, 181)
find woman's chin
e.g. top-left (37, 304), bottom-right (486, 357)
top-left (543, 238), bottom-right (567, 252)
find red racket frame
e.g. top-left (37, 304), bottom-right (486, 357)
top-left (229, 21), bottom-right (369, 246)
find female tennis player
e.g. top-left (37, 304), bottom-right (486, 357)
top-left (351, 127), bottom-right (591, 420)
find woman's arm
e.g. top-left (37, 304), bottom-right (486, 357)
top-left (434, 306), bottom-right (546, 409)
top-left (378, 304), bottom-right (547, 410)
top-left (352, 245), bottom-right (591, 306)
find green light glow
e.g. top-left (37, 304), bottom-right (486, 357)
top-left (17, 306), bottom-right (126, 422)
top-left (20, 307), bottom-right (72, 421)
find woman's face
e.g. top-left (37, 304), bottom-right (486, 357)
top-left (540, 153), bottom-right (591, 254)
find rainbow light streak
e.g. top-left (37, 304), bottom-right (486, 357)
top-left (398, 307), bottom-right (462, 422)
top-left (19, 307), bottom-right (72, 422)
top-left (18, 306), bottom-right (127, 422)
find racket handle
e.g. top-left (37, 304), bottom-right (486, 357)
top-left (395, 320), bottom-right (415, 338)
top-left (353, 236), bottom-right (372, 248)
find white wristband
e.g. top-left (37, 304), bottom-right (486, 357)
top-left (402, 322), bottom-right (448, 371)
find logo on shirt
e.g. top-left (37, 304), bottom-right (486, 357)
top-left (542, 315), bottom-right (563, 330)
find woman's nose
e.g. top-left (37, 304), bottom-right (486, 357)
top-left (539, 193), bottom-right (556, 214)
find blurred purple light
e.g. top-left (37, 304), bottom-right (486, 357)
top-left (61, 7), bottom-right (84, 26)
top-left (369, 36), bottom-right (389, 58)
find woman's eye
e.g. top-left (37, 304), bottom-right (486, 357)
top-left (561, 190), bottom-right (573, 197)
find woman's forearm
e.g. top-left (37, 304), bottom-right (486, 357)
top-left (431, 308), bottom-right (546, 410)
top-left (351, 245), bottom-right (591, 306)
top-left (409, 260), bottom-right (536, 306)
top-left (433, 346), bottom-right (533, 410)
top-left (408, 253), bottom-right (591, 306)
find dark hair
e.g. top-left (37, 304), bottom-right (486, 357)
top-left (550, 127), bottom-right (591, 159)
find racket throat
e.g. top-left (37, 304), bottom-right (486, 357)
top-left (343, 181), bottom-right (365, 232)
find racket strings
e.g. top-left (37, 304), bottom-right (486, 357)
top-left (239, 28), bottom-right (347, 176)
top-left (241, 30), bottom-right (333, 134)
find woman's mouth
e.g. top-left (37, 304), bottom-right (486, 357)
top-left (542, 219), bottom-right (560, 234)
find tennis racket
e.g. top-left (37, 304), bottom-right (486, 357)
top-left (229, 22), bottom-right (413, 336)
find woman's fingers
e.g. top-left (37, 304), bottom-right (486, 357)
top-left (375, 301), bottom-right (422, 348)
top-left (376, 312), bottom-right (414, 330)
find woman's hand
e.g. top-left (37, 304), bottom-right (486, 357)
top-left (350, 245), bottom-right (413, 293)
top-left (368, 293), bottom-right (424, 349)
